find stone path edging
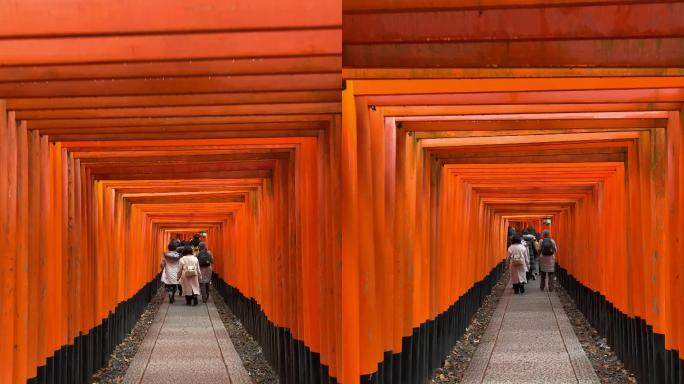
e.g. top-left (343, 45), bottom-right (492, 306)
top-left (123, 296), bottom-right (252, 384)
top-left (461, 277), bottom-right (600, 384)
top-left (123, 301), bottom-right (170, 383)
top-left (207, 301), bottom-right (252, 383)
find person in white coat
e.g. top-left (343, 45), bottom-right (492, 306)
top-left (177, 245), bottom-right (202, 306)
top-left (160, 241), bottom-right (181, 303)
top-left (507, 234), bottom-right (529, 294)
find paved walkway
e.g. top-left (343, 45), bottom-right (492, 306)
top-left (462, 276), bottom-right (600, 384)
top-left (124, 294), bottom-right (252, 384)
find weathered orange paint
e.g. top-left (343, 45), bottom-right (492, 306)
top-left (0, 29), bottom-right (341, 384)
top-left (3, 2), bottom-right (684, 383)
top-left (0, 0), bottom-right (343, 377)
top-left (0, 0), bottom-right (341, 37)
top-left (344, 3), bottom-right (684, 43)
top-left (343, 0), bottom-right (648, 12)
top-left (340, 77), bottom-right (684, 382)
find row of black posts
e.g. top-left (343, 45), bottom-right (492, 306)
top-left (361, 261), bottom-right (505, 384)
top-left (212, 273), bottom-right (337, 384)
top-left (30, 275), bottom-right (160, 384)
top-left (209, 262), bottom-right (504, 384)
top-left (557, 266), bottom-right (683, 384)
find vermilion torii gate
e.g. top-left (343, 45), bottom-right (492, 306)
top-left (0, 2), bottom-right (342, 383)
top-left (343, 1), bottom-right (684, 383)
top-left (0, 1), bottom-right (683, 384)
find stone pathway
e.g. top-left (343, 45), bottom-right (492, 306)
top-left (124, 294), bottom-right (252, 384)
top-left (462, 277), bottom-right (600, 384)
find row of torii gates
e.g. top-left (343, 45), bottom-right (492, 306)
top-left (0, 1), bottom-right (683, 383)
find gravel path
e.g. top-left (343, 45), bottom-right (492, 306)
top-left (430, 270), bottom-right (509, 383)
top-left (210, 287), bottom-right (280, 384)
top-left (90, 275), bottom-right (635, 384)
top-left (431, 273), bottom-right (637, 384)
top-left (555, 285), bottom-right (637, 384)
top-left (91, 288), bottom-right (165, 384)
top-left (430, 270), bottom-right (636, 384)
top-left (91, 284), bottom-right (279, 383)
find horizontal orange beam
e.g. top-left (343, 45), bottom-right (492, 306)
top-left (0, 0), bottom-right (340, 37)
top-left (351, 77), bottom-right (684, 96)
top-left (16, 102), bottom-right (341, 120)
top-left (60, 136), bottom-right (313, 148)
top-left (381, 103), bottom-right (680, 117)
top-left (27, 114), bottom-right (332, 129)
top-left (32, 121), bottom-right (327, 135)
top-left (344, 3), bottom-right (684, 43)
top-left (402, 118), bottom-right (665, 132)
top-left (0, 56), bottom-right (341, 82)
top-left (88, 169), bottom-right (273, 181)
top-left (7, 91), bottom-right (341, 110)
top-left (343, 67), bottom-right (684, 79)
top-left (123, 194), bottom-right (247, 204)
top-left (344, 38), bottom-right (684, 68)
top-left (367, 88), bottom-right (684, 106)
top-left (74, 148), bottom-right (293, 159)
top-left (421, 131), bottom-right (639, 148)
top-left (343, 0), bottom-right (644, 12)
top-left (45, 130), bottom-right (322, 142)
top-left (0, 30), bottom-right (341, 66)
top-left (397, 111), bottom-right (668, 121)
top-left (0, 73), bottom-right (342, 98)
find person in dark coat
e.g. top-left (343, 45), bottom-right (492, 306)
top-left (197, 242), bottom-right (214, 303)
top-left (507, 227), bottom-right (517, 247)
top-left (539, 229), bottom-right (558, 292)
top-left (522, 230), bottom-right (539, 280)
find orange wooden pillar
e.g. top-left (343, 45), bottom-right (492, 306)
top-left (667, 109), bottom-right (684, 362)
top-left (0, 100), bottom-right (16, 383)
top-left (14, 119), bottom-right (29, 383)
top-left (341, 82), bottom-right (361, 384)
top-left (0, 107), bottom-right (39, 383)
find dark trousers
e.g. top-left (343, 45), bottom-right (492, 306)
top-left (165, 284), bottom-right (177, 302)
top-left (540, 272), bottom-right (555, 291)
top-left (185, 294), bottom-right (198, 306)
top-left (513, 282), bottom-right (525, 294)
top-left (200, 282), bottom-right (210, 303)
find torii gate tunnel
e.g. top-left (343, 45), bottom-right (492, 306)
top-left (1, 1), bottom-right (683, 384)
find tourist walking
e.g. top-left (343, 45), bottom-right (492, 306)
top-left (507, 234), bottom-right (529, 294)
top-left (190, 233), bottom-right (201, 249)
top-left (507, 226), bottom-right (517, 247)
top-left (539, 229), bottom-right (558, 292)
top-left (197, 242), bottom-right (213, 303)
top-left (522, 229), bottom-right (539, 280)
top-left (177, 246), bottom-right (202, 306)
top-left (160, 241), bottom-right (181, 303)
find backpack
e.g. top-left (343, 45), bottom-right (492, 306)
top-left (511, 249), bottom-right (525, 267)
top-left (541, 238), bottom-right (556, 256)
top-left (197, 251), bottom-right (212, 267)
top-left (184, 264), bottom-right (198, 278)
top-left (533, 239), bottom-right (541, 253)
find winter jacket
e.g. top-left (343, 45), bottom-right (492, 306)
top-left (539, 238), bottom-right (557, 273)
top-left (507, 243), bottom-right (529, 284)
top-left (160, 252), bottom-right (181, 285)
top-left (177, 255), bottom-right (202, 295)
